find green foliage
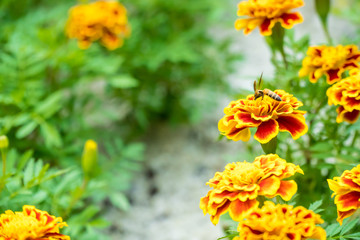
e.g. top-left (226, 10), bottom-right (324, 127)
top-left (0, 0), bottom-right (238, 238)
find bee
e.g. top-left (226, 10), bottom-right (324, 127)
top-left (253, 73), bottom-right (282, 101)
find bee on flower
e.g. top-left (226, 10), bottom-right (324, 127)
top-left (199, 154), bottom-right (303, 225)
top-left (0, 205), bottom-right (70, 240)
top-left (66, 0), bottom-right (131, 50)
top-left (218, 84), bottom-right (307, 144)
top-left (235, 0), bottom-right (304, 36)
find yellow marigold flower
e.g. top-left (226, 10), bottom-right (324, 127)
top-left (328, 164), bottom-right (360, 225)
top-left (66, 0), bottom-right (130, 50)
top-left (199, 154), bottom-right (303, 225)
top-left (326, 68), bottom-right (360, 124)
top-left (299, 45), bottom-right (360, 84)
top-left (218, 90), bottom-right (307, 144)
top-left (233, 201), bottom-right (326, 240)
top-left (0, 205), bottom-right (70, 240)
top-left (235, 0), bottom-right (304, 36)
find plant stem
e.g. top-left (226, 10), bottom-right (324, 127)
top-left (1, 150), bottom-right (6, 176)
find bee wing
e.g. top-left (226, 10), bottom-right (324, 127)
top-left (259, 72), bottom-right (263, 89)
top-left (253, 80), bottom-right (257, 91)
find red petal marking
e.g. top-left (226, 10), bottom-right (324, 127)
top-left (260, 18), bottom-right (271, 34)
top-left (46, 214), bottom-right (54, 224)
top-left (327, 69), bottom-right (340, 84)
top-left (227, 127), bottom-right (245, 137)
top-left (344, 109), bottom-right (360, 123)
top-left (334, 90), bottom-right (343, 102)
top-left (347, 54), bottom-right (360, 60)
top-left (280, 12), bottom-right (302, 26)
top-left (276, 180), bottom-right (297, 201)
top-left (344, 97), bottom-right (360, 109)
top-left (336, 191), bottom-right (360, 211)
top-left (212, 190), bottom-right (241, 202)
top-left (277, 115), bottom-right (307, 139)
top-left (229, 199), bottom-right (259, 221)
top-left (315, 48), bottom-right (322, 56)
top-left (254, 119), bottom-right (279, 143)
top-left (343, 62), bottom-right (358, 68)
top-left (338, 209), bottom-right (357, 225)
top-left (287, 233), bottom-right (296, 240)
top-left (236, 112), bottom-right (261, 126)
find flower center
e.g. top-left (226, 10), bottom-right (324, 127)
top-left (0, 215), bottom-right (44, 239)
top-left (230, 162), bottom-right (264, 185)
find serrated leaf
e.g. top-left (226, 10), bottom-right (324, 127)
top-left (340, 218), bottom-right (358, 235)
top-left (17, 150), bottom-right (34, 172)
top-left (326, 222), bottom-right (342, 237)
top-left (109, 75), bottom-right (139, 89)
top-left (309, 200), bottom-right (323, 212)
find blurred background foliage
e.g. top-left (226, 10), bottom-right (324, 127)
top-left (0, 0), bottom-right (239, 239)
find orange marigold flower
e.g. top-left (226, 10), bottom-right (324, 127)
top-left (218, 90), bottom-right (307, 144)
top-left (326, 69), bottom-right (360, 124)
top-left (299, 45), bottom-right (360, 84)
top-left (199, 154), bottom-right (303, 225)
top-left (0, 205), bottom-right (70, 240)
top-left (235, 0), bottom-right (304, 36)
top-left (66, 0), bottom-right (130, 50)
top-left (233, 201), bottom-right (326, 240)
top-left (328, 164), bottom-right (360, 225)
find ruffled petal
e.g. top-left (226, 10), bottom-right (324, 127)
top-left (279, 12), bottom-right (303, 29)
top-left (334, 191), bottom-right (360, 212)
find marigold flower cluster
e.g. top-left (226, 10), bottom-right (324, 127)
top-left (0, 205), bottom-right (70, 240)
top-left (233, 201), bottom-right (326, 240)
top-left (66, 0), bottom-right (130, 50)
top-left (235, 0), bottom-right (304, 36)
top-left (328, 164), bottom-right (360, 225)
top-left (218, 90), bottom-right (307, 144)
top-left (326, 69), bottom-right (360, 123)
top-left (299, 45), bottom-right (360, 85)
top-left (199, 154), bottom-right (303, 225)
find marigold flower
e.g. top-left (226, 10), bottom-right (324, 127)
top-left (233, 201), bottom-right (326, 240)
top-left (326, 69), bottom-right (360, 124)
top-left (218, 90), bottom-right (307, 144)
top-left (235, 0), bottom-right (304, 36)
top-left (66, 0), bottom-right (130, 50)
top-left (199, 154), bottom-right (303, 225)
top-left (328, 164), bottom-right (360, 225)
top-left (0, 205), bottom-right (70, 240)
top-left (299, 45), bottom-right (360, 84)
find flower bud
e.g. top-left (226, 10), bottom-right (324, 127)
top-left (0, 135), bottom-right (9, 150)
top-left (81, 140), bottom-right (98, 179)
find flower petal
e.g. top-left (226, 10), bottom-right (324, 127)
top-left (334, 191), bottom-right (360, 212)
top-left (229, 199), bottom-right (259, 222)
top-left (279, 12), bottom-right (303, 29)
top-left (275, 180), bottom-right (298, 201)
top-left (254, 119), bottom-right (279, 144)
top-left (277, 114), bottom-right (308, 140)
top-left (258, 176), bottom-right (281, 196)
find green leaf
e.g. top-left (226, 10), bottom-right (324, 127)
top-left (16, 121), bottom-right (38, 139)
top-left (326, 222), bottom-right (342, 237)
top-left (23, 158), bottom-right (35, 186)
top-left (340, 218), bottom-right (358, 235)
top-left (109, 192), bottom-right (130, 211)
top-left (309, 142), bottom-right (333, 152)
top-left (109, 75), bottom-right (139, 89)
top-left (35, 91), bottom-right (64, 119)
top-left (39, 121), bottom-right (63, 147)
top-left (17, 150), bottom-right (34, 172)
top-left (308, 200), bottom-right (323, 213)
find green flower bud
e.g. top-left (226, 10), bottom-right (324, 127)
top-left (81, 140), bottom-right (98, 179)
top-left (0, 136), bottom-right (9, 150)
